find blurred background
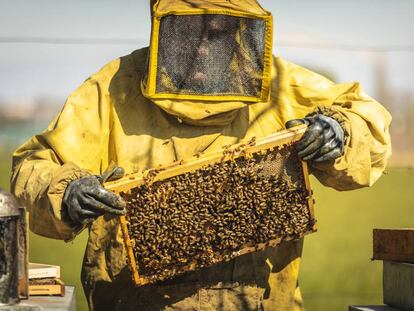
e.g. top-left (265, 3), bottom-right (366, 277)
top-left (0, 0), bottom-right (413, 310)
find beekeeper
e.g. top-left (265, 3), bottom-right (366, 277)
top-left (11, 0), bottom-right (391, 310)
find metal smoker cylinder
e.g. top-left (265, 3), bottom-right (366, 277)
top-left (0, 189), bottom-right (21, 305)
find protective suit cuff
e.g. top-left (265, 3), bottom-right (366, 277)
top-left (47, 162), bottom-right (92, 240)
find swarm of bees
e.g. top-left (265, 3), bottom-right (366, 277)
top-left (120, 143), bottom-right (315, 284)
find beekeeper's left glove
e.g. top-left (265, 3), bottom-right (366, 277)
top-left (285, 114), bottom-right (345, 163)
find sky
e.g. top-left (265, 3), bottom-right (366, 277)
top-left (0, 0), bottom-right (413, 106)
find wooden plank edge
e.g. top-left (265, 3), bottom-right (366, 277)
top-left (373, 253), bottom-right (414, 262)
top-left (374, 228), bottom-right (414, 232)
top-left (119, 215), bottom-right (147, 286)
top-left (349, 306), bottom-right (403, 311)
top-left (28, 283), bottom-right (65, 297)
top-left (301, 160), bottom-right (317, 231)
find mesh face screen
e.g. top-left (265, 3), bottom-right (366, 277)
top-left (121, 145), bottom-right (314, 284)
top-left (155, 14), bottom-right (266, 98)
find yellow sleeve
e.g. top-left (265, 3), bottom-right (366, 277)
top-left (10, 77), bottom-right (111, 240)
top-left (286, 60), bottom-right (392, 191)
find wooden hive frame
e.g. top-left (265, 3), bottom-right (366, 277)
top-left (105, 125), bottom-right (316, 286)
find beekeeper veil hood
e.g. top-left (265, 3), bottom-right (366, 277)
top-left (142, 0), bottom-right (273, 126)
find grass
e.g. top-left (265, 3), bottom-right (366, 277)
top-left (300, 168), bottom-right (414, 310)
top-left (1, 147), bottom-right (413, 310)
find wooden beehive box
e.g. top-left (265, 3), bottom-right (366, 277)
top-left (373, 229), bottom-right (414, 263)
top-left (105, 125), bottom-right (316, 286)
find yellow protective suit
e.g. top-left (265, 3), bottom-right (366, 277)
top-left (11, 47), bottom-right (391, 310)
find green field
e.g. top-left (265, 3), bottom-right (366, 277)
top-left (300, 168), bottom-right (413, 309)
top-left (1, 148), bottom-right (412, 311)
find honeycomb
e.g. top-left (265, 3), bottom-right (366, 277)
top-left (118, 141), bottom-right (315, 285)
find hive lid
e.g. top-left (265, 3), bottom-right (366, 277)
top-left (0, 188), bottom-right (20, 217)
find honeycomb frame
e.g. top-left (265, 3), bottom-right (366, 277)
top-left (105, 125), bottom-right (316, 286)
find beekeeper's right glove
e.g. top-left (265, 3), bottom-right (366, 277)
top-left (62, 171), bottom-right (126, 227)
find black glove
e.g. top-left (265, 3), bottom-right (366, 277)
top-left (62, 167), bottom-right (126, 226)
top-left (285, 114), bottom-right (345, 163)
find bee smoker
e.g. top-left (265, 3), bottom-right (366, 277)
top-left (0, 189), bottom-right (28, 305)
